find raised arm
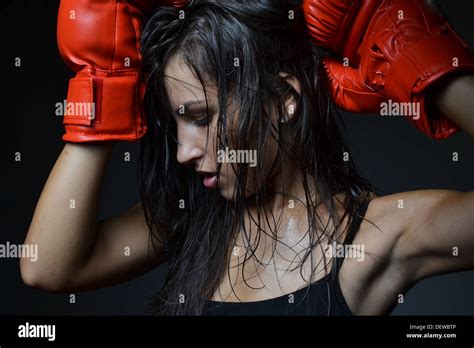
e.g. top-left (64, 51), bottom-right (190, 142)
top-left (22, 144), bottom-right (165, 292)
top-left (20, 0), bottom-right (181, 292)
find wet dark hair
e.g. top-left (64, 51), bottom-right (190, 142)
top-left (139, 0), bottom-right (376, 315)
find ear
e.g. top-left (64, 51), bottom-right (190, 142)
top-left (278, 72), bottom-right (301, 122)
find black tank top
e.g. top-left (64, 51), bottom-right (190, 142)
top-left (202, 199), bottom-right (371, 315)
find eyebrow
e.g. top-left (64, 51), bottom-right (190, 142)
top-left (174, 100), bottom-right (209, 116)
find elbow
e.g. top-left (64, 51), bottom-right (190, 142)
top-left (20, 259), bottom-right (71, 293)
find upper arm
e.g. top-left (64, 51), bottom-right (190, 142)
top-left (395, 189), bottom-right (474, 283)
top-left (68, 203), bottom-right (167, 291)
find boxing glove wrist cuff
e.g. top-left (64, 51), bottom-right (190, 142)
top-left (62, 69), bottom-right (146, 143)
top-left (383, 35), bottom-right (474, 139)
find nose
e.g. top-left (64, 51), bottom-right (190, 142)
top-left (176, 126), bottom-right (205, 166)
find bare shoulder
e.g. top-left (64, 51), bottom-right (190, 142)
top-left (359, 189), bottom-right (455, 239)
top-left (340, 189), bottom-right (463, 314)
top-left (352, 189), bottom-right (463, 267)
top-left (362, 189), bottom-right (462, 259)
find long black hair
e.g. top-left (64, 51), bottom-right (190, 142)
top-left (139, 0), bottom-right (376, 315)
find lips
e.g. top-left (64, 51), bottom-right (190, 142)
top-left (203, 174), bottom-right (218, 189)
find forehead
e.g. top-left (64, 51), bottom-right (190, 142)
top-left (164, 54), bottom-right (218, 110)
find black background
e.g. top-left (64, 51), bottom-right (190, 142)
top-left (2, 0), bottom-right (474, 315)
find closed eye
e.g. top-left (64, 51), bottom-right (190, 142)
top-left (193, 115), bottom-right (211, 126)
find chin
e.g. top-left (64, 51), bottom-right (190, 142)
top-left (217, 171), bottom-right (265, 201)
top-left (219, 190), bottom-right (235, 201)
top-left (219, 183), bottom-right (259, 202)
top-left (218, 181), bottom-right (238, 201)
top-left (218, 181), bottom-right (242, 202)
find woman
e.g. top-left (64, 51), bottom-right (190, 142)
top-left (22, 0), bottom-right (474, 316)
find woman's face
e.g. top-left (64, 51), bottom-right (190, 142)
top-left (164, 55), bottom-right (280, 201)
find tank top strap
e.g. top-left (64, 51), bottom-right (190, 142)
top-left (342, 198), bottom-right (371, 246)
top-left (332, 198), bottom-right (372, 276)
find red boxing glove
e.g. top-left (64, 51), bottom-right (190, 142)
top-left (304, 0), bottom-right (474, 140)
top-left (303, 0), bottom-right (379, 65)
top-left (57, 0), bottom-right (187, 142)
